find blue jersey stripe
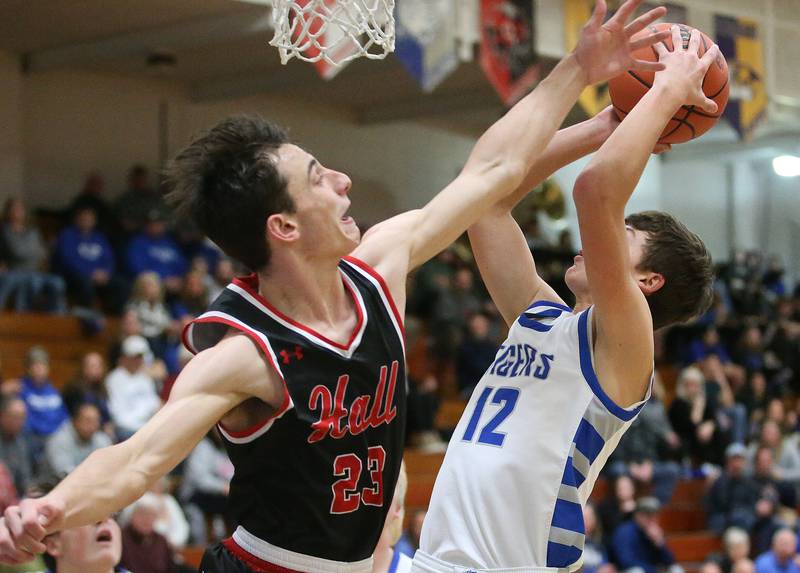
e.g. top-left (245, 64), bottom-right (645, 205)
top-left (517, 314), bottom-right (554, 332)
top-left (551, 498), bottom-right (584, 533)
top-left (573, 418), bottom-right (606, 464)
top-left (528, 300), bottom-right (573, 313)
top-left (560, 456), bottom-right (586, 488)
top-left (546, 541), bottom-right (583, 568)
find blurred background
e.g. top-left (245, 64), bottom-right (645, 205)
top-left (0, 1), bottom-right (798, 573)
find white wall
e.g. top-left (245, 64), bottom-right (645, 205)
top-left (0, 51), bottom-right (23, 198)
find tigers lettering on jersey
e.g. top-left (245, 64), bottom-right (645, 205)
top-left (489, 343), bottom-right (554, 379)
top-left (308, 360), bottom-right (400, 443)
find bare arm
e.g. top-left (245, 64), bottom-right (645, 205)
top-left (573, 27), bottom-right (719, 406)
top-left (352, 0), bottom-right (670, 302)
top-left (469, 111), bottom-right (618, 325)
top-left (0, 334), bottom-right (281, 555)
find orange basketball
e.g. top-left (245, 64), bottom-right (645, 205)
top-left (608, 23), bottom-right (730, 144)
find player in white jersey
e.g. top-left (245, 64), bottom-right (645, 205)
top-left (413, 17), bottom-right (721, 573)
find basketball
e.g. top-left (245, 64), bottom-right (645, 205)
top-left (608, 23), bottom-right (730, 144)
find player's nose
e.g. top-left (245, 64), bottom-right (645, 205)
top-left (333, 170), bottom-right (352, 196)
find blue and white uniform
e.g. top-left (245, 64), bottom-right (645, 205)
top-left (413, 302), bottom-right (652, 573)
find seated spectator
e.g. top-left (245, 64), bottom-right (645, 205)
top-left (19, 346), bottom-right (68, 460)
top-left (689, 326), bottom-right (732, 365)
top-left (737, 326), bottom-right (767, 376)
top-left (126, 272), bottom-right (177, 362)
top-left (180, 431), bottom-right (233, 543)
top-left (207, 257), bottom-right (235, 302)
top-left (0, 396), bottom-right (32, 495)
top-left (44, 403), bottom-right (112, 479)
top-left (608, 379), bottom-right (681, 504)
top-left (68, 172), bottom-right (118, 239)
top-left (456, 312), bottom-right (499, 398)
top-left (115, 164), bottom-right (166, 236)
top-left (669, 366), bottom-right (730, 467)
top-left (754, 528), bottom-right (800, 573)
top-left (171, 269), bottom-right (210, 320)
top-left (736, 371), bottom-right (768, 424)
top-left (105, 336), bottom-right (161, 440)
top-left (54, 205), bottom-right (128, 314)
top-left (598, 475), bottom-right (638, 548)
top-left (750, 446), bottom-right (797, 513)
top-left (610, 497), bottom-right (678, 573)
top-left (706, 443), bottom-right (762, 534)
top-left (120, 493), bottom-right (176, 573)
top-left (717, 527), bottom-right (751, 573)
top-left (62, 352), bottom-right (113, 435)
top-left (746, 422), bottom-right (800, 492)
top-left (125, 208), bottom-right (186, 295)
top-left (583, 502), bottom-right (614, 573)
top-left (0, 197), bottom-right (66, 313)
top-left (701, 355), bottom-right (749, 444)
top-left (43, 511), bottom-right (123, 573)
top-left (120, 478), bottom-right (189, 550)
top-left (750, 488), bottom-right (784, 558)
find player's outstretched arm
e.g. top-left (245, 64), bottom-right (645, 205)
top-left (353, 0), bottom-right (670, 295)
top-left (0, 334), bottom-right (280, 561)
top-left (573, 27), bottom-right (719, 406)
top-left (469, 110), bottom-right (621, 325)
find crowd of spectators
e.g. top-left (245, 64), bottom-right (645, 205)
top-left (2, 165), bottom-right (800, 572)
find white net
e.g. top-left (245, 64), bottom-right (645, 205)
top-left (270, 0), bottom-right (395, 68)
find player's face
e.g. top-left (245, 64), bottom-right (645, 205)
top-left (565, 225), bottom-right (651, 298)
top-left (52, 517), bottom-right (121, 572)
top-left (275, 144), bottom-right (359, 256)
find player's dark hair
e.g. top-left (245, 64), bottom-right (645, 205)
top-left (626, 211), bottom-right (713, 330)
top-left (165, 116), bottom-right (294, 271)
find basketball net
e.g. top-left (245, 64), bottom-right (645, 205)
top-left (269, 0), bottom-right (396, 70)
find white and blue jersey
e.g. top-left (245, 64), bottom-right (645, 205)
top-left (414, 301), bottom-right (652, 573)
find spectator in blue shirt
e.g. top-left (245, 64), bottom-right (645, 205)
top-left (55, 206), bottom-right (128, 314)
top-left (611, 497), bottom-right (677, 573)
top-left (126, 208), bottom-right (186, 296)
top-left (755, 529), bottom-right (800, 573)
top-left (18, 346), bottom-right (68, 464)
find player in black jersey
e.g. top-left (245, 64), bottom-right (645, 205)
top-left (0, 2), bottom-right (671, 570)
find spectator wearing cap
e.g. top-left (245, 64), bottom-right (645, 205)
top-left (19, 346), bottom-right (68, 459)
top-left (706, 443), bottom-right (762, 534)
top-left (125, 207), bottom-right (186, 295)
top-left (105, 336), bottom-right (161, 441)
top-left (755, 529), bottom-right (800, 573)
top-left (44, 403), bottom-right (112, 479)
top-left (0, 396), bottom-right (33, 494)
top-left (54, 205), bottom-right (128, 314)
top-left (610, 497), bottom-right (679, 573)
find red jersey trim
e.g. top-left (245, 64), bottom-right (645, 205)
top-left (231, 272), bottom-right (365, 351)
top-left (223, 538), bottom-right (304, 573)
top-left (342, 256), bottom-right (405, 337)
top-left (190, 314), bottom-right (293, 442)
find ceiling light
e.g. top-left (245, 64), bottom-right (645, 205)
top-left (773, 155), bottom-right (800, 177)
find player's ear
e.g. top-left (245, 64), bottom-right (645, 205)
top-left (266, 213), bottom-right (300, 243)
top-left (637, 271), bottom-right (665, 295)
top-left (45, 533), bottom-right (63, 559)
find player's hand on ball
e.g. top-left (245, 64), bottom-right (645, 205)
top-left (653, 26), bottom-right (720, 114)
top-left (573, 0), bottom-right (671, 85)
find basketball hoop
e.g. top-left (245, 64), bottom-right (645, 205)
top-left (270, 0), bottom-right (395, 69)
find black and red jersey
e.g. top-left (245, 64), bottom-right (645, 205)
top-left (183, 257), bottom-right (406, 563)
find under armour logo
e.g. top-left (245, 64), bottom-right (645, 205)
top-left (279, 345), bottom-right (304, 364)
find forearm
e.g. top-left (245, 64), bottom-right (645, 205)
top-left (576, 84), bottom-right (680, 209)
top-left (494, 114), bottom-right (612, 213)
top-left (466, 55), bottom-right (587, 179)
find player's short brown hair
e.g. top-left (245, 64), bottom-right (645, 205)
top-left (166, 116), bottom-right (293, 271)
top-left (626, 211), bottom-right (713, 330)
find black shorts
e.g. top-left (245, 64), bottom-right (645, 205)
top-left (200, 540), bottom-right (297, 573)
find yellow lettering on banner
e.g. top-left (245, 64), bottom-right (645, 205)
top-left (734, 18), bottom-right (767, 140)
top-left (564, 0), bottom-right (612, 116)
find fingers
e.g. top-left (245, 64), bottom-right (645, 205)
top-left (610, 0), bottom-right (645, 26)
top-left (688, 28), bottom-right (702, 54)
top-left (698, 97), bottom-right (719, 115)
top-left (653, 143), bottom-right (672, 155)
top-left (19, 504), bottom-right (46, 551)
top-left (671, 24), bottom-right (684, 51)
top-left (653, 39), bottom-right (668, 57)
top-left (589, 0), bottom-right (608, 27)
top-left (625, 6), bottom-right (667, 37)
top-left (629, 29), bottom-right (671, 51)
top-left (700, 43), bottom-right (720, 72)
top-left (4, 506), bottom-right (46, 555)
top-left (630, 59), bottom-right (666, 73)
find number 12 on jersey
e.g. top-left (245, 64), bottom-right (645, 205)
top-left (462, 386), bottom-right (520, 447)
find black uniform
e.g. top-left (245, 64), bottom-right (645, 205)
top-left (184, 257), bottom-right (406, 571)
